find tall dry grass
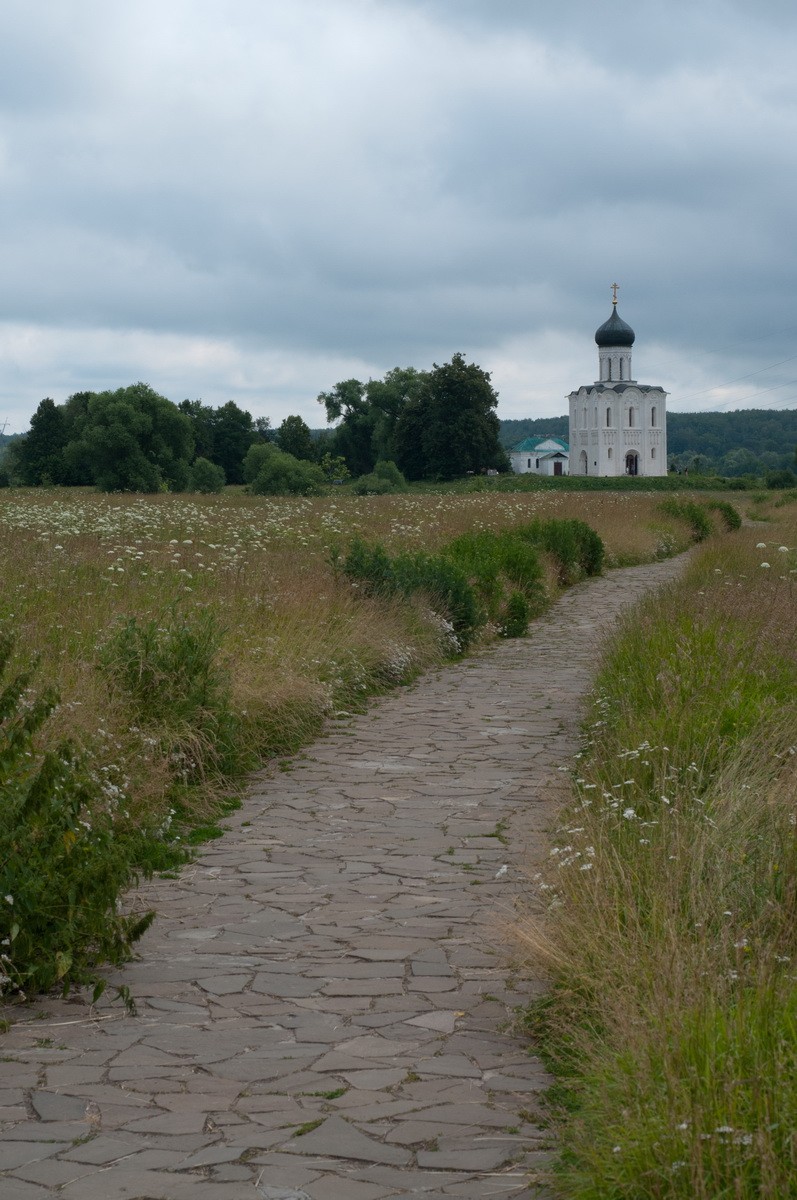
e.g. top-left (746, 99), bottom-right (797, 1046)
top-left (0, 486), bottom-right (725, 839)
top-left (514, 502), bottom-right (797, 1198)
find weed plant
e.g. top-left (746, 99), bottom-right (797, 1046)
top-left (515, 518), bottom-right (797, 1198)
top-left (0, 631), bottom-right (154, 1003)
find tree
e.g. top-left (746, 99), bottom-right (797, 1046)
top-left (364, 367), bottom-right (428, 463)
top-left (15, 398), bottom-right (68, 485)
top-left (178, 400), bottom-right (217, 461)
top-left (210, 401), bottom-right (256, 484)
top-left (318, 369), bottom-right (430, 476)
top-left (277, 415), bottom-right (315, 461)
top-left (317, 379), bottom-right (374, 475)
top-left (394, 353), bottom-right (505, 480)
top-left (70, 384), bottom-right (194, 492)
top-left (242, 441), bottom-right (278, 484)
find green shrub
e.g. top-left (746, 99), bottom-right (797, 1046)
top-left (659, 498), bottom-right (713, 541)
top-left (706, 499), bottom-right (742, 530)
top-left (352, 473), bottom-right (392, 495)
top-left (189, 456), bottom-right (225, 493)
top-left (516, 517), bottom-right (605, 581)
top-left (394, 551), bottom-right (482, 649)
top-left (372, 460), bottom-right (409, 490)
top-left (242, 440), bottom-right (278, 484)
top-left (0, 631), bottom-right (154, 1002)
top-left (249, 450), bottom-right (324, 496)
top-left (342, 522), bottom-right (606, 652)
top-left (341, 538), bottom-right (397, 594)
top-left (499, 591), bottom-right (530, 638)
top-left (319, 452), bottom-right (351, 482)
top-left (341, 538), bottom-right (481, 650)
top-left (765, 468), bottom-right (797, 489)
top-left (98, 609), bottom-right (241, 781)
top-left (445, 529), bottom-right (548, 621)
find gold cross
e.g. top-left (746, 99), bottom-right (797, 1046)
top-left (611, 282), bottom-right (619, 304)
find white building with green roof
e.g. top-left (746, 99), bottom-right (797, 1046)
top-left (508, 435), bottom-right (569, 476)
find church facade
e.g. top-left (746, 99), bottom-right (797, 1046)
top-left (567, 294), bottom-right (667, 477)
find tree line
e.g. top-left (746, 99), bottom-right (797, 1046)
top-left (0, 354), bottom-right (508, 492)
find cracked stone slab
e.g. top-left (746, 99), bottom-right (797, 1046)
top-left (281, 1116), bottom-right (412, 1165)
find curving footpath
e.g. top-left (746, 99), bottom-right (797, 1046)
top-left (0, 556), bottom-right (687, 1200)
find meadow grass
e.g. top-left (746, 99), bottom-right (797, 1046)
top-left (514, 496), bottom-right (797, 1198)
top-left (0, 485), bottom-right (739, 1000)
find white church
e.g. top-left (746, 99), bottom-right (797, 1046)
top-left (568, 289), bottom-right (667, 477)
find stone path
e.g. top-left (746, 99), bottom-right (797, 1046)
top-left (0, 556), bottom-right (686, 1200)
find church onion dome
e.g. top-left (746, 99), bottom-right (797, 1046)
top-left (595, 306), bottom-right (635, 347)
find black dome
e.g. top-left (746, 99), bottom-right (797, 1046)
top-left (595, 306), bottom-right (635, 347)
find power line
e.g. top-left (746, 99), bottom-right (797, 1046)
top-left (677, 352), bottom-right (797, 403)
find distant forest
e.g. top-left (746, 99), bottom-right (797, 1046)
top-left (500, 409), bottom-right (797, 476)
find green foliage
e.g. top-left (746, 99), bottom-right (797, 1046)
top-left (14, 384), bottom-right (196, 492)
top-left (372, 459), bottom-right (408, 490)
top-left (0, 630), bottom-right (154, 1000)
top-left (658, 498), bottom-right (713, 541)
top-left (353, 460), bottom-right (409, 495)
top-left (499, 415), bottom-right (569, 447)
top-left (319, 452), bottom-right (351, 482)
top-left (341, 538), bottom-right (481, 649)
top-left (242, 440), bottom-right (277, 483)
top-left (319, 368), bottom-right (429, 475)
top-left (393, 551), bottom-right (482, 649)
top-left (317, 378), bottom-right (373, 475)
top-left (206, 401), bottom-right (257, 485)
top-left (277, 414), bottom-right (316, 461)
top-left (706, 499), bottom-right (742, 530)
top-left (248, 449), bottom-right (324, 496)
top-left (499, 591), bottom-right (531, 638)
top-left (352, 473), bottom-right (392, 495)
top-left (178, 400), bottom-right (265, 484)
top-left (82, 384), bottom-right (194, 492)
top-left (98, 610), bottom-right (241, 781)
top-left (765, 467), bottom-right (797, 489)
top-left (445, 529), bottom-right (547, 627)
top-left (394, 353), bottom-right (506, 480)
top-left (188, 456), bottom-right (226, 493)
top-left (15, 398), bottom-right (68, 486)
top-left (341, 516), bottom-right (605, 651)
top-left (517, 517), bottom-right (605, 581)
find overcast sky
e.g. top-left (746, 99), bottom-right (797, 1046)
top-left (2, 0), bottom-right (797, 434)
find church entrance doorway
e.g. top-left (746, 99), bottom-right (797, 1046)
top-left (625, 451), bottom-right (639, 476)
top-left (579, 450), bottom-right (588, 475)
top-left (554, 461), bottom-right (563, 476)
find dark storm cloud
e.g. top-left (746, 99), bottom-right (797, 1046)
top-left (1, 0), bottom-right (796, 429)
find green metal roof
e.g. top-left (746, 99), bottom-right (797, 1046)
top-left (510, 436), bottom-right (569, 453)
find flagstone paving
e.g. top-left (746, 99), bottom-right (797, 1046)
top-left (0, 556), bottom-right (686, 1199)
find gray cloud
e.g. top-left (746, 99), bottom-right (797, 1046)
top-left (1, 0), bottom-right (796, 431)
